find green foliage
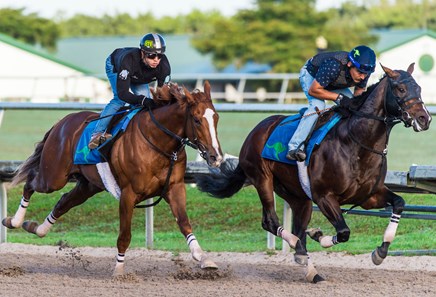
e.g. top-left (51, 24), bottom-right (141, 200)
top-left (360, 0), bottom-right (436, 30)
top-left (0, 8), bottom-right (59, 51)
top-left (1, 1), bottom-right (435, 64)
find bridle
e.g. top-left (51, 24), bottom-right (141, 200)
top-left (344, 73), bottom-right (423, 197)
top-left (135, 103), bottom-right (210, 208)
top-left (350, 74), bottom-right (422, 129)
top-left (384, 75), bottom-right (423, 127)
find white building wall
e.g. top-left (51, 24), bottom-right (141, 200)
top-left (0, 42), bottom-right (111, 103)
top-left (370, 35), bottom-right (436, 103)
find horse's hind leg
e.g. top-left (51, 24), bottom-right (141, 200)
top-left (257, 182), bottom-right (324, 283)
top-left (255, 180), bottom-right (302, 252)
top-left (2, 181), bottom-right (35, 229)
top-left (22, 176), bottom-right (102, 237)
top-left (2, 166), bottom-right (43, 229)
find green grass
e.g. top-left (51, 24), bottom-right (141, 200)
top-left (1, 109), bottom-right (436, 254)
top-left (4, 184), bottom-right (436, 254)
top-left (2, 109), bottom-right (436, 170)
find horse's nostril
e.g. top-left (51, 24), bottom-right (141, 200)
top-left (419, 116), bottom-right (429, 126)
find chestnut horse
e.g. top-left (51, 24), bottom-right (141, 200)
top-left (196, 64), bottom-right (431, 282)
top-left (3, 81), bottom-right (223, 275)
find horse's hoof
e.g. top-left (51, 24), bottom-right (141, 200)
top-left (113, 262), bottom-right (125, 276)
top-left (294, 253), bottom-right (308, 266)
top-left (200, 257), bottom-right (218, 270)
top-left (312, 274), bottom-right (326, 283)
top-left (2, 217), bottom-right (18, 229)
top-left (306, 228), bottom-right (323, 242)
top-left (306, 268), bottom-right (324, 283)
top-left (371, 248), bottom-right (385, 265)
top-left (22, 221), bottom-right (39, 235)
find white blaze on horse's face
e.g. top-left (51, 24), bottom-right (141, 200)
top-left (203, 108), bottom-right (223, 166)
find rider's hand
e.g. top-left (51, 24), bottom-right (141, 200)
top-left (335, 94), bottom-right (353, 109)
top-left (141, 97), bottom-right (156, 109)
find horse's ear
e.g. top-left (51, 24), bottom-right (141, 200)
top-left (407, 63), bottom-right (415, 74)
top-left (183, 86), bottom-right (196, 105)
top-left (380, 63), bottom-right (400, 79)
top-left (204, 80), bottom-right (211, 99)
top-left (155, 84), bottom-right (171, 101)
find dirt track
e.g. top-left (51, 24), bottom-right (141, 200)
top-left (0, 243), bottom-right (435, 297)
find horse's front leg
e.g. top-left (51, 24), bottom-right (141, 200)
top-left (362, 189), bottom-right (405, 265)
top-left (167, 183), bottom-right (218, 270)
top-left (114, 187), bottom-right (136, 276)
top-left (310, 195), bottom-right (351, 248)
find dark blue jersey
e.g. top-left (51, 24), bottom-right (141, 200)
top-left (306, 51), bottom-right (369, 90)
top-left (110, 47), bottom-right (171, 104)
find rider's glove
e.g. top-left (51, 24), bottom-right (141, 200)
top-left (335, 93), bottom-right (353, 109)
top-left (141, 97), bottom-right (156, 109)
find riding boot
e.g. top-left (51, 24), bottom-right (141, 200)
top-left (88, 132), bottom-right (113, 149)
top-left (286, 112), bottom-right (320, 162)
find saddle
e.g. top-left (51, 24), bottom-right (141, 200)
top-left (73, 108), bottom-right (141, 164)
top-left (261, 109), bottom-right (341, 165)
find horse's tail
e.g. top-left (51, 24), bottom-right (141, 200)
top-left (195, 159), bottom-right (247, 199)
top-left (11, 127), bottom-right (53, 187)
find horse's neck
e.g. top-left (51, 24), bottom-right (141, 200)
top-left (359, 78), bottom-right (388, 118)
top-left (348, 78), bottom-right (391, 149)
top-left (148, 104), bottom-right (186, 137)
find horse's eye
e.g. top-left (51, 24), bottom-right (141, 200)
top-left (193, 117), bottom-right (201, 125)
top-left (398, 87), bottom-right (405, 93)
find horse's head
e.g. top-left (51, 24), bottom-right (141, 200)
top-left (381, 63), bottom-right (432, 131)
top-left (171, 81), bottom-right (223, 167)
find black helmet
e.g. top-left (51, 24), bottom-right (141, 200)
top-left (140, 33), bottom-right (166, 54)
top-left (348, 45), bottom-right (376, 74)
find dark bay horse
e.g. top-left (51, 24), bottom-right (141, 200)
top-left (196, 64), bottom-right (431, 282)
top-left (3, 81), bottom-right (223, 276)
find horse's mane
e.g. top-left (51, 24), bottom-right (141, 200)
top-left (347, 77), bottom-right (383, 110)
top-left (318, 76), bottom-right (385, 124)
top-left (151, 82), bottom-right (211, 109)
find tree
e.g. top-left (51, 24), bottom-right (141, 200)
top-left (191, 0), bottom-right (376, 72)
top-left (0, 8), bottom-right (59, 51)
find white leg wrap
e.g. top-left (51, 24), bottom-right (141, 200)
top-left (11, 197), bottom-right (29, 227)
top-left (277, 227), bottom-right (299, 249)
top-left (186, 233), bottom-right (203, 261)
top-left (305, 255), bottom-right (319, 282)
top-left (319, 235), bottom-right (338, 248)
top-left (113, 253), bottom-right (125, 276)
top-left (383, 213), bottom-right (401, 243)
top-left (36, 212), bottom-right (57, 237)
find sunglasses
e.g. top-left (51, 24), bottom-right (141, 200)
top-left (146, 53), bottom-right (163, 60)
top-left (355, 62), bottom-right (375, 73)
top-left (349, 54), bottom-right (375, 73)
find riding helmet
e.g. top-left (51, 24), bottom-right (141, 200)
top-left (348, 45), bottom-right (376, 74)
top-left (140, 33), bottom-right (166, 54)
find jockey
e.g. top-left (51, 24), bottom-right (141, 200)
top-left (88, 33), bottom-right (171, 149)
top-left (286, 45), bottom-right (376, 162)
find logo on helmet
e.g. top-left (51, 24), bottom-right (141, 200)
top-left (353, 49), bottom-right (361, 58)
top-left (144, 40), bottom-right (153, 48)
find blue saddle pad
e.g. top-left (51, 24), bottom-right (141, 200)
top-left (261, 110), bottom-right (341, 165)
top-left (73, 108), bottom-right (141, 165)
